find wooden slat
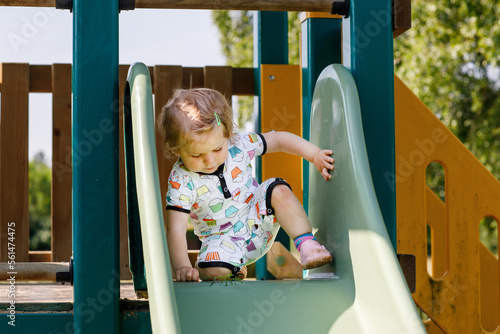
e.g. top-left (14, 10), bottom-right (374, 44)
top-left (0, 63), bottom-right (30, 262)
top-left (182, 67), bottom-right (204, 90)
top-left (266, 241), bottom-right (302, 279)
top-left (393, 0), bottom-right (412, 38)
top-left (30, 65), bottom-right (51, 93)
top-left (0, 0), bottom-right (53, 7)
top-left (232, 67), bottom-right (254, 96)
top-left (119, 64), bottom-right (133, 280)
top-left (29, 250), bottom-right (52, 262)
top-left (51, 64), bottom-right (72, 263)
top-left (0, 283), bottom-right (136, 308)
top-left (204, 66), bottom-right (233, 101)
top-left (153, 66), bottom-right (183, 226)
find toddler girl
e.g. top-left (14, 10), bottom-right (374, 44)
top-left (158, 88), bottom-right (333, 281)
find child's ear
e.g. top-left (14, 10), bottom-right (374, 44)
top-left (173, 151), bottom-right (180, 157)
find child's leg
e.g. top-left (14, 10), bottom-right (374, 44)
top-left (196, 264), bottom-right (247, 281)
top-left (271, 184), bottom-right (332, 269)
top-left (270, 184), bottom-right (312, 239)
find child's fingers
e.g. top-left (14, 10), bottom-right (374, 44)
top-left (191, 269), bottom-right (200, 281)
top-left (321, 151), bottom-right (334, 163)
top-left (324, 161), bottom-right (334, 170)
top-left (176, 268), bottom-right (197, 282)
top-left (322, 168), bottom-right (332, 180)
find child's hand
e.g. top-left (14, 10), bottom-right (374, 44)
top-left (175, 266), bottom-right (200, 282)
top-left (313, 149), bottom-right (334, 181)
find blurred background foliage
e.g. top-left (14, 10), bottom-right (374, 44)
top-left (29, 152), bottom-right (51, 251)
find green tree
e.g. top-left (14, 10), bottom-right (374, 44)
top-left (212, 10), bottom-right (254, 128)
top-left (29, 152), bottom-right (51, 250)
top-left (394, 0), bottom-right (500, 178)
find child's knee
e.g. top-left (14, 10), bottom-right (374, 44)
top-left (196, 265), bottom-right (232, 281)
top-left (271, 184), bottom-right (294, 203)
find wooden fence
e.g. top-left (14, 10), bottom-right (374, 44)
top-left (0, 63), bottom-right (254, 278)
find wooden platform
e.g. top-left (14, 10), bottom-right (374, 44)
top-left (0, 282), bottom-right (147, 313)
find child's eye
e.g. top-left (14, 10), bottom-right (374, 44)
top-left (214, 147), bottom-right (222, 152)
top-left (191, 155), bottom-right (201, 158)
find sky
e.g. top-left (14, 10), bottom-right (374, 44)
top-left (0, 6), bottom-right (226, 163)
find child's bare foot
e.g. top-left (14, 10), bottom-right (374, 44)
top-left (299, 240), bottom-right (332, 269)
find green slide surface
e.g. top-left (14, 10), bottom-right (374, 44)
top-left (305, 64), bottom-right (426, 332)
top-left (124, 62), bottom-right (182, 333)
top-left (126, 62), bottom-right (426, 333)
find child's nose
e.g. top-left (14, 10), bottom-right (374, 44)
top-left (203, 154), bottom-right (214, 165)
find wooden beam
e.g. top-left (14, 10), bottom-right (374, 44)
top-left (135, 0), bottom-right (333, 11)
top-left (393, 0), bottom-right (411, 38)
top-left (153, 65), bottom-right (182, 228)
top-left (51, 64), bottom-right (72, 263)
top-left (0, 63), bottom-right (30, 262)
top-left (0, 0), bottom-right (334, 12)
top-left (0, 262), bottom-right (70, 282)
top-left (29, 250), bottom-right (52, 262)
top-left (30, 65), bottom-right (52, 93)
top-left (0, 0), bottom-right (53, 6)
top-left (0, 64), bottom-right (255, 95)
top-left (204, 66), bottom-right (233, 100)
top-left (232, 67), bottom-right (254, 96)
top-left (266, 242), bottom-right (302, 279)
top-left (181, 67), bottom-right (204, 90)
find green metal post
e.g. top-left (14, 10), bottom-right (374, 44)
top-left (254, 11), bottom-right (290, 280)
top-left (301, 16), bottom-right (343, 212)
top-left (342, 0), bottom-right (397, 249)
top-left (72, 0), bottom-right (120, 332)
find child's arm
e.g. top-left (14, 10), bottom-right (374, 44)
top-left (262, 131), bottom-right (334, 181)
top-left (166, 209), bottom-right (199, 282)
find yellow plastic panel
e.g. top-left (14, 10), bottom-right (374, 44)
top-left (395, 75), bottom-right (500, 333)
top-left (260, 64), bottom-right (303, 203)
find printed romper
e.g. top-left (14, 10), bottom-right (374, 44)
top-left (166, 132), bottom-right (290, 276)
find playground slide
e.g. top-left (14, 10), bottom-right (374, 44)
top-left (125, 62), bottom-right (426, 333)
top-left (124, 63), bottom-right (182, 333)
top-left (305, 64), bottom-right (426, 333)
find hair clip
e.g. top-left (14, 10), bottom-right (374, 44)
top-left (214, 112), bottom-right (221, 125)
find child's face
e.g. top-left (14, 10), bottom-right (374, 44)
top-left (177, 126), bottom-right (228, 173)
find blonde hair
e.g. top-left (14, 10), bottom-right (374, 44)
top-left (158, 88), bottom-right (235, 159)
